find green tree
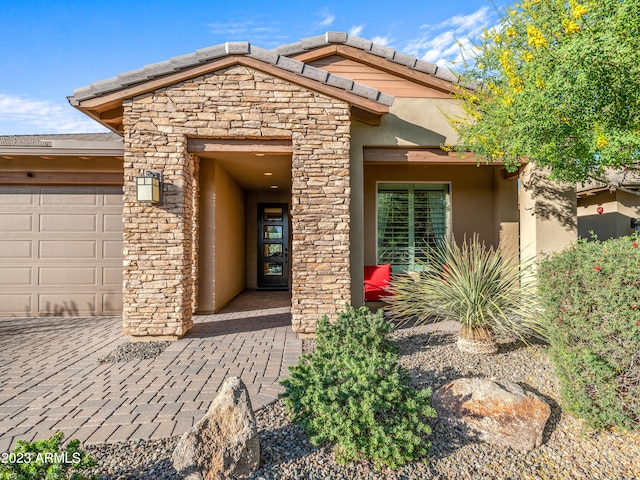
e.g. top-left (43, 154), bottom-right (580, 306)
top-left (451, 0), bottom-right (640, 189)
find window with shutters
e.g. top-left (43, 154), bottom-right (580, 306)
top-left (377, 183), bottom-right (450, 272)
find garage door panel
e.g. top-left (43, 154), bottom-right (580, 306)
top-left (103, 293), bottom-right (123, 313)
top-left (102, 266), bottom-right (122, 286)
top-left (104, 192), bottom-right (123, 205)
top-left (0, 185), bottom-right (123, 316)
top-left (0, 240), bottom-right (32, 258)
top-left (39, 266), bottom-right (96, 286)
top-left (38, 294), bottom-right (97, 316)
top-left (0, 189), bottom-right (34, 204)
top-left (0, 294), bottom-right (32, 314)
top-left (0, 267), bottom-right (31, 285)
top-left (103, 240), bottom-right (123, 259)
top-left (103, 214), bottom-right (122, 233)
top-left (40, 187), bottom-right (99, 205)
top-left (40, 214), bottom-right (97, 232)
top-left (40, 240), bottom-right (96, 259)
top-left (0, 214), bottom-right (32, 231)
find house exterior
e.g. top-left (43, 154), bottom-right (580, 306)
top-left (0, 32), bottom-right (577, 340)
top-left (577, 174), bottom-right (640, 240)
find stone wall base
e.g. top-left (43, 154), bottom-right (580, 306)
top-left (129, 334), bottom-right (184, 342)
top-left (296, 332), bottom-right (317, 339)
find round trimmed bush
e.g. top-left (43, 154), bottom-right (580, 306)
top-left (280, 305), bottom-right (436, 470)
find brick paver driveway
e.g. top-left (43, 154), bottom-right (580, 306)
top-left (0, 291), bottom-right (301, 452)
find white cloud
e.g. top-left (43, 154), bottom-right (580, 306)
top-left (371, 35), bottom-right (390, 47)
top-left (317, 13), bottom-right (335, 27)
top-left (404, 6), bottom-right (493, 69)
top-left (349, 25), bottom-right (364, 36)
top-left (0, 94), bottom-right (107, 134)
top-left (207, 20), bottom-right (281, 41)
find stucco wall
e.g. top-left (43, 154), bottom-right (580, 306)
top-left (197, 158), bottom-right (216, 313)
top-left (578, 190), bottom-right (640, 240)
top-left (350, 97), bottom-right (474, 304)
top-left (363, 164), bottom-right (501, 266)
top-left (213, 162), bottom-right (246, 311)
top-left (519, 164), bottom-right (577, 260)
top-left (197, 159), bottom-right (247, 313)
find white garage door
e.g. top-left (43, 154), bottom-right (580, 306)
top-left (0, 186), bottom-right (123, 316)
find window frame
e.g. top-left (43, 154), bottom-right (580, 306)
top-left (375, 181), bottom-right (452, 272)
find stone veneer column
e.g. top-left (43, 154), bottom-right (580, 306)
top-left (290, 119), bottom-right (352, 333)
top-left (121, 101), bottom-right (197, 340)
top-left (120, 65), bottom-right (351, 338)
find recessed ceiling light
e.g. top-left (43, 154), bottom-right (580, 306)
top-left (264, 172), bottom-right (273, 176)
top-left (255, 153), bottom-right (266, 157)
top-left (270, 185), bottom-right (278, 189)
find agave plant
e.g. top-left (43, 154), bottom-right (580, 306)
top-left (385, 235), bottom-right (545, 354)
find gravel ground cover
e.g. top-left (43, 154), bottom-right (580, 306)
top-left (96, 341), bottom-right (172, 365)
top-left (86, 328), bottom-right (640, 479)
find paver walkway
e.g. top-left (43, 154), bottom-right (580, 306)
top-left (0, 291), bottom-right (301, 452)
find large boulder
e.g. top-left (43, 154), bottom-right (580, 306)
top-left (432, 377), bottom-right (551, 451)
top-left (172, 376), bottom-right (260, 480)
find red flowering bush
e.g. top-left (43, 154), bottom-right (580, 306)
top-left (538, 234), bottom-right (640, 430)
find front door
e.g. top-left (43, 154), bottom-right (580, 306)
top-left (257, 203), bottom-right (289, 289)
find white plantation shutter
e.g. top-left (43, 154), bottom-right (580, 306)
top-left (377, 183), bottom-right (449, 271)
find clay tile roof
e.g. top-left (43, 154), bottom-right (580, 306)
top-left (70, 32), bottom-right (464, 107)
top-left (273, 31), bottom-right (464, 84)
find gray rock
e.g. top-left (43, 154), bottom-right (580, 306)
top-left (172, 376), bottom-right (260, 479)
top-left (432, 377), bottom-right (551, 451)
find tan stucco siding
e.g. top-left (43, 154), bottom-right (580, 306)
top-left (213, 162), bottom-right (246, 311)
top-left (363, 164), bottom-right (499, 267)
top-left (354, 98), bottom-right (464, 147)
top-left (519, 164), bottom-right (577, 259)
top-left (578, 190), bottom-right (640, 240)
top-left (350, 95), bottom-right (472, 304)
top-left (197, 159), bottom-right (215, 312)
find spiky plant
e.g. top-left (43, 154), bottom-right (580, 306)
top-left (385, 235), bottom-right (545, 354)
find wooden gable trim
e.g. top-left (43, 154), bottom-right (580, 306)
top-left (292, 45), bottom-right (461, 95)
top-left (292, 45), bottom-right (340, 63)
top-left (187, 138), bottom-right (293, 154)
top-left (363, 147), bottom-right (486, 165)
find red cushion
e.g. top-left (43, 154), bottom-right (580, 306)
top-left (364, 264), bottom-right (391, 301)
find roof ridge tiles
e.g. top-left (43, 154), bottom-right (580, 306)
top-left (70, 32), bottom-right (459, 106)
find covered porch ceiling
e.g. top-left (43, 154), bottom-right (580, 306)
top-left (197, 151), bottom-right (291, 191)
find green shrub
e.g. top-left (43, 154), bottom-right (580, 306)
top-left (538, 234), bottom-right (640, 430)
top-left (280, 305), bottom-right (436, 470)
top-left (0, 432), bottom-right (96, 480)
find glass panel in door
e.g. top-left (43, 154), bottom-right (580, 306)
top-left (258, 203), bottom-right (289, 289)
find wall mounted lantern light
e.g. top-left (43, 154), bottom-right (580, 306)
top-left (136, 171), bottom-right (162, 204)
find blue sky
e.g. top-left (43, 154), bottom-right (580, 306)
top-left (0, 0), bottom-right (503, 135)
